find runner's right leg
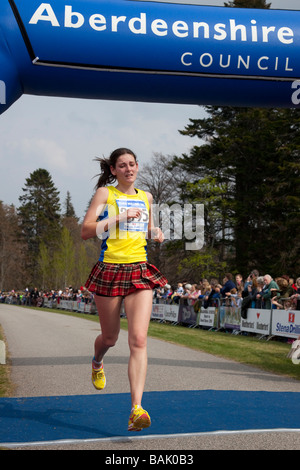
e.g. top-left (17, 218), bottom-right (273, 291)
top-left (92, 295), bottom-right (122, 389)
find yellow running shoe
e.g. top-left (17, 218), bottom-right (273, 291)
top-left (91, 362), bottom-right (106, 390)
top-left (128, 405), bottom-right (151, 432)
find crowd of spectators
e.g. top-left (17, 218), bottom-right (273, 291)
top-left (1, 270), bottom-right (300, 312)
top-left (0, 286), bottom-right (94, 307)
top-left (154, 270), bottom-right (300, 311)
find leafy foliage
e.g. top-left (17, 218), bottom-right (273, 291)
top-left (174, 106), bottom-right (300, 276)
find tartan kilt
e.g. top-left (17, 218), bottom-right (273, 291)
top-left (85, 261), bottom-right (168, 297)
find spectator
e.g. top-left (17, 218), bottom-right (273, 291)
top-left (243, 269), bottom-right (259, 298)
top-left (203, 280), bottom-right (221, 308)
top-left (161, 284), bottom-right (172, 300)
top-left (244, 275), bottom-right (258, 308)
top-left (230, 288), bottom-right (242, 308)
top-left (291, 277), bottom-right (300, 294)
top-left (225, 288), bottom-right (239, 307)
top-left (153, 286), bottom-right (163, 303)
top-left (271, 295), bottom-right (295, 311)
top-left (256, 274), bottom-right (279, 309)
top-left (166, 285), bottom-right (174, 302)
top-left (181, 283), bottom-right (192, 299)
top-left (275, 277), bottom-right (294, 299)
top-left (30, 287), bottom-right (39, 306)
top-left (289, 277), bottom-right (295, 289)
top-left (291, 277), bottom-right (300, 310)
top-left (188, 284), bottom-right (202, 304)
top-left (201, 280), bottom-right (211, 297)
top-left (220, 273), bottom-right (236, 298)
top-left (176, 282), bottom-right (184, 295)
top-left (235, 273), bottom-right (244, 293)
top-left (172, 282), bottom-right (184, 304)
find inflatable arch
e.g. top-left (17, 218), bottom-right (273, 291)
top-left (1, 0), bottom-right (300, 115)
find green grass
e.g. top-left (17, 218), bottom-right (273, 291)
top-left (145, 321), bottom-right (300, 380)
top-left (0, 305), bottom-right (299, 397)
top-left (0, 326), bottom-right (14, 397)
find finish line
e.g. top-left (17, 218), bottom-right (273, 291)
top-left (2, 428), bottom-right (300, 449)
top-left (1, 390), bottom-right (300, 447)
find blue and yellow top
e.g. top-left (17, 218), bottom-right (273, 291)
top-left (98, 186), bottom-right (150, 263)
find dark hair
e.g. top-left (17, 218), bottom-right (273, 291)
top-left (94, 148), bottom-right (137, 189)
top-left (225, 273), bottom-right (233, 280)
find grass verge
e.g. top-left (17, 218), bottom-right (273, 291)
top-left (0, 325), bottom-right (14, 397)
top-left (145, 321), bottom-right (300, 381)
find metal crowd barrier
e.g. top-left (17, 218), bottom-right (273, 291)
top-left (38, 294), bottom-right (300, 341)
top-left (151, 297), bottom-right (220, 330)
top-left (151, 296), bottom-right (300, 341)
top-left (43, 298), bottom-right (97, 314)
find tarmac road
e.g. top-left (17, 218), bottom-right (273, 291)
top-left (0, 304), bottom-right (300, 451)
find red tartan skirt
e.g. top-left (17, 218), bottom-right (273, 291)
top-left (85, 261), bottom-right (168, 297)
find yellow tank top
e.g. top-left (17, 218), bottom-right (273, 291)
top-left (98, 186), bottom-right (150, 263)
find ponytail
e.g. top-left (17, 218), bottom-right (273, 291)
top-left (94, 157), bottom-right (116, 188)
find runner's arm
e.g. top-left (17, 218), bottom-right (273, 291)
top-left (81, 187), bottom-right (142, 240)
top-left (146, 192), bottom-right (164, 243)
top-left (81, 187), bottom-right (115, 240)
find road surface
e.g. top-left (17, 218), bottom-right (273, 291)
top-left (0, 304), bottom-right (299, 451)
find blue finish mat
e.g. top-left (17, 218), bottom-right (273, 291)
top-left (0, 390), bottom-right (299, 445)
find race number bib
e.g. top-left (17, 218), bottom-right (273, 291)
top-left (116, 198), bottom-right (149, 232)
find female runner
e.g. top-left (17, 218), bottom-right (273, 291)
top-left (81, 148), bottom-right (167, 432)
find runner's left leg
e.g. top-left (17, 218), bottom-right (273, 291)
top-left (124, 289), bottom-right (153, 408)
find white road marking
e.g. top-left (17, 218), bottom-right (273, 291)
top-left (2, 428), bottom-right (300, 448)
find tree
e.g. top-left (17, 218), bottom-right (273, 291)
top-left (136, 152), bottom-right (186, 206)
top-left (76, 244), bottom-right (91, 288)
top-left (0, 202), bottom-right (27, 290)
top-left (18, 168), bottom-right (61, 282)
top-left (52, 226), bottom-right (75, 288)
top-left (63, 191), bottom-right (78, 220)
top-left (175, 106), bottom-right (300, 276)
top-left (37, 242), bottom-right (51, 290)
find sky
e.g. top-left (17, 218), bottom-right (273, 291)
top-left (1, 0), bottom-right (299, 220)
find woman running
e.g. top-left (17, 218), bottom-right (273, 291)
top-left (81, 148), bottom-right (167, 432)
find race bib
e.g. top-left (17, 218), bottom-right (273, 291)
top-left (116, 198), bottom-right (149, 232)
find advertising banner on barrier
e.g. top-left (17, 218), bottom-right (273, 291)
top-left (179, 303), bottom-right (197, 326)
top-left (77, 302), bottom-right (86, 313)
top-left (199, 307), bottom-right (215, 329)
top-left (164, 304), bottom-right (179, 323)
top-left (58, 299), bottom-right (69, 310)
top-left (151, 304), bottom-right (165, 321)
top-left (44, 298), bottom-right (94, 314)
top-left (219, 305), bottom-right (241, 331)
top-left (271, 309), bottom-right (300, 339)
top-left (240, 308), bottom-right (271, 335)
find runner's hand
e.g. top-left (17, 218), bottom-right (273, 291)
top-left (150, 227), bottom-right (164, 243)
top-left (119, 208), bottom-right (142, 222)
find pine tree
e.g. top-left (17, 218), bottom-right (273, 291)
top-left (176, 107), bottom-right (300, 275)
top-left (63, 191), bottom-right (78, 220)
top-left (37, 242), bottom-right (51, 290)
top-left (0, 202), bottom-right (27, 290)
top-left (18, 168), bottom-right (61, 282)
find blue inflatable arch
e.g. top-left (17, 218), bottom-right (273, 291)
top-left (1, 0), bottom-right (300, 115)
